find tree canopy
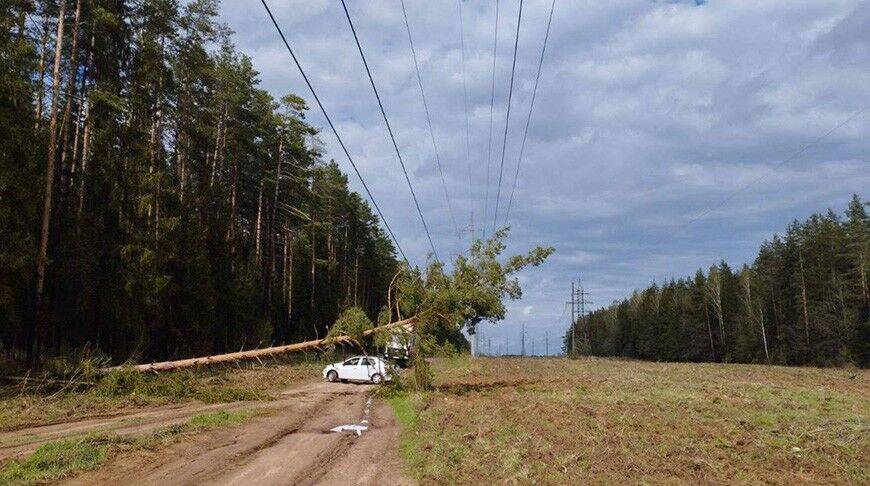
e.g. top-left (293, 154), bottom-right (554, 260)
top-left (567, 195), bottom-right (868, 367)
top-left (1, 0), bottom-right (398, 365)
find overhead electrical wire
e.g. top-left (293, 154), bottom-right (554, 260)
top-left (492, 0), bottom-right (524, 231)
top-left (457, 0), bottom-right (472, 240)
top-left (675, 104), bottom-right (870, 234)
top-left (259, 0), bottom-right (409, 264)
top-left (338, 0), bottom-right (440, 261)
top-left (399, 0), bottom-right (460, 240)
top-left (483, 0), bottom-right (500, 239)
top-left (505, 0), bottom-right (556, 227)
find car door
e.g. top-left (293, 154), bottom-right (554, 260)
top-left (360, 357), bottom-right (376, 381)
top-left (339, 357), bottom-right (360, 379)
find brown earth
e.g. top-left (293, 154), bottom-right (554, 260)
top-left (3, 381), bottom-right (410, 485)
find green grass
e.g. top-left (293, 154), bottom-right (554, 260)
top-left (0, 361), bottom-right (320, 431)
top-left (0, 407), bottom-right (259, 485)
top-left (384, 390), bottom-right (428, 475)
top-left (392, 356), bottom-right (869, 485)
top-left (187, 410), bottom-right (251, 429)
top-left (0, 437), bottom-right (108, 485)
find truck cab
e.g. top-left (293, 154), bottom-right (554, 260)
top-left (384, 332), bottom-right (414, 367)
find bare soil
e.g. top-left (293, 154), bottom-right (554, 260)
top-left (3, 381), bottom-right (410, 485)
top-left (400, 357), bottom-right (869, 485)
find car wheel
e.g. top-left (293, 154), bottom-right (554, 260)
top-left (327, 370), bottom-right (338, 382)
top-left (370, 373), bottom-right (383, 384)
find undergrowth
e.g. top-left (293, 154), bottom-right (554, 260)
top-left (0, 408), bottom-right (259, 485)
top-left (0, 360), bottom-right (320, 431)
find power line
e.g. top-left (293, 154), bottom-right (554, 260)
top-left (259, 0), bottom-right (409, 263)
top-left (399, 0), bottom-right (460, 239)
top-left (483, 0), bottom-right (500, 239)
top-left (676, 104), bottom-right (870, 233)
top-left (492, 0), bottom-right (524, 231)
top-left (338, 0), bottom-right (439, 261)
top-left (505, 0), bottom-right (556, 227)
top-left (457, 0), bottom-right (473, 240)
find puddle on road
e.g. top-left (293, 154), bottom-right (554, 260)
top-left (329, 424), bottom-right (368, 436)
top-left (327, 396), bottom-right (374, 437)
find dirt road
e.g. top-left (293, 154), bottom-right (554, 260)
top-left (4, 381), bottom-right (410, 485)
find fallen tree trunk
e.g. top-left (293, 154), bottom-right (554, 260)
top-left (100, 317), bottom-right (415, 374)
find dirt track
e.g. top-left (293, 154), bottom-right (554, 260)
top-left (3, 381), bottom-right (410, 485)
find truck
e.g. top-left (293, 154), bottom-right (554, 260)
top-left (383, 332), bottom-right (415, 367)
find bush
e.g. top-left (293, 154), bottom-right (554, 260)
top-left (408, 355), bottom-right (433, 392)
top-left (327, 307), bottom-right (374, 341)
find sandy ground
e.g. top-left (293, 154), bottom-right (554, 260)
top-left (3, 381), bottom-right (410, 485)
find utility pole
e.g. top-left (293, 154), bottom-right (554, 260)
top-left (570, 281), bottom-right (576, 355)
top-left (545, 331), bottom-right (549, 356)
top-left (520, 323), bottom-right (526, 357)
top-left (574, 279), bottom-right (592, 351)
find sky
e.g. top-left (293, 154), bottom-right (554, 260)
top-left (218, 0), bottom-right (870, 355)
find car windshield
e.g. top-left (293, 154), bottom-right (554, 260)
top-left (343, 358), bottom-right (359, 366)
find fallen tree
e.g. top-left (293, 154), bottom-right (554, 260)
top-left (99, 317), bottom-right (415, 374)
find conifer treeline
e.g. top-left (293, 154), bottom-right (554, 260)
top-left (566, 196), bottom-right (869, 367)
top-left (1, 0), bottom-right (398, 364)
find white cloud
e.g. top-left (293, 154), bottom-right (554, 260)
top-left (220, 0), bottom-right (870, 350)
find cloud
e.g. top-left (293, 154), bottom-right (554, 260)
top-left (220, 0), bottom-right (870, 352)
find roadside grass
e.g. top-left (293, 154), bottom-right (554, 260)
top-left (383, 390), bottom-right (427, 474)
top-left (389, 357), bottom-right (869, 485)
top-left (187, 409), bottom-right (251, 429)
top-left (0, 436), bottom-right (108, 485)
top-left (0, 360), bottom-right (320, 432)
top-left (0, 408), bottom-right (260, 485)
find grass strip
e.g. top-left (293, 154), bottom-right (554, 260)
top-left (0, 408), bottom-right (258, 485)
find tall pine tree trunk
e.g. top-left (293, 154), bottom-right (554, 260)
top-left (285, 230), bottom-right (293, 326)
top-left (34, 3), bottom-right (51, 127)
top-left (703, 300), bottom-right (715, 361)
top-left (255, 177), bottom-right (264, 265)
top-left (310, 227), bottom-right (316, 338)
top-left (58, 0), bottom-right (83, 192)
top-left (35, 0), bottom-right (68, 366)
top-left (798, 250), bottom-right (810, 346)
top-left (271, 138), bottom-right (283, 275)
top-left (76, 104), bottom-right (91, 222)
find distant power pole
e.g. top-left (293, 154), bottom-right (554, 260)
top-left (545, 331), bottom-right (549, 356)
top-left (520, 323), bottom-right (526, 356)
top-left (570, 282), bottom-right (576, 355)
top-left (576, 280), bottom-right (592, 345)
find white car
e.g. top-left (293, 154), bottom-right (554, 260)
top-left (323, 356), bottom-right (392, 384)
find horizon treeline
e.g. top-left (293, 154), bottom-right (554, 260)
top-left (1, 0), bottom-right (398, 365)
top-left (566, 195), bottom-right (869, 367)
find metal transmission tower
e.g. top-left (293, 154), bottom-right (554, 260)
top-left (567, 279), bottom-right (592, 355)
top-left (520, 323), bottom-right (526, 357)
top-left (545, 331), bottom-right (549, 356)
top-left (575, 280), bottom-right (593, 350)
